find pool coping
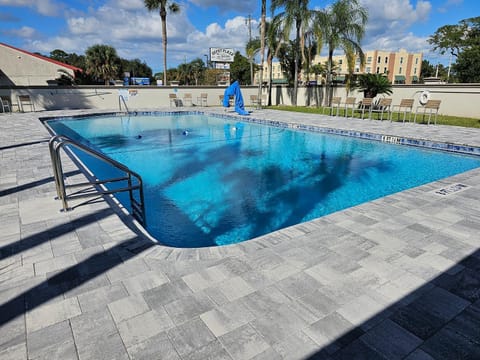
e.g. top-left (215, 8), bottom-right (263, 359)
top-left (1, 107), bottom-right (480, 360)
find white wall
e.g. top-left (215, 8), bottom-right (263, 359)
top-left (269, 84), bottom-right (480, 118)
top-left (1, 84), bottom-right (479, 118)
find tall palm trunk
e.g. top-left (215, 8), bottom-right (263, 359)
top-left (267, 55), bottom-right (273, 105)
top-left (293, 22), bottom-right (301, 106)
top-left (257, 0), bottom-right (266, 108)
top-left (326, 47), bottom-right (334, 106)
top-left (160, 6), bottom-right (168, 86)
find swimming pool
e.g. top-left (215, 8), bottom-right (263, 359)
top-left (46, 112), bottom-right (480, 247)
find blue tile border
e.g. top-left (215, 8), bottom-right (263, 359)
top-left (214, 113), bottom-right (480, 157)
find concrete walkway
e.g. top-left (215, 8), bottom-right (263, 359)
top-left (1, 108), bottom-right (479, 360)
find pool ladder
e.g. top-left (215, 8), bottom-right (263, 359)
top-left (119, 95), bottom-right (129, 114)
top-left (49, 135), bottom-right (146, 226)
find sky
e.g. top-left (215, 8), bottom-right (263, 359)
top-left (0, 0), bottom-right (477, 74)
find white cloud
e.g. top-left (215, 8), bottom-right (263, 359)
top-left (0, 0), bottom-right (62, 16)
top-left (5, 26), bottom-right (37, 38)
top-left (359, 0), bottom-right (432, 52)
top-left (26, 1), bottom-right (254, 72)
top-left (18, 0), bottom-right (441, 72)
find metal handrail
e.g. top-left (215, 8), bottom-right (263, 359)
top-left (49, 134), bottom-right (146, 226)
top-left (119, 95), bottom-right (129, 113)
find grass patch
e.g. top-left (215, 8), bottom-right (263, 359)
top-left (269, 105), bottom-right (480, 128)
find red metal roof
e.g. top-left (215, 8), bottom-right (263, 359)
top-left (0, 42), bottom-right (83, 73)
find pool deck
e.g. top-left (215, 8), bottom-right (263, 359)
top-left (1, 107), bottom-right (480, 360)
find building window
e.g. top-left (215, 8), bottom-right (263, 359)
top-left (355, 67), bottom-right (360, 73)
top-left (385, 57), bottom-right (388, 63)
top-left (377, 56), bottom-right (381, 63)
top-left (383, 67), bottom-right (387, 73)
top-left (414, 67), bottom-right (417, 74)
top-left (415, 58), bottom-right (418, 64)
top-left (376, 67), bottom-right (380, 73)
top-left (400, 57), bottom-right (403, 64)
top-left (338, 59), bottom-right (343, 65)
top-left (367, 56), bottom-right (372, 63)
top-left (399, 67), bottom-right (402, 74)
top-left (366, 67), bottom-right (371, 73)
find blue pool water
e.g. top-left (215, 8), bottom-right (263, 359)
top-left (47, 112), bottom-right (480, 248)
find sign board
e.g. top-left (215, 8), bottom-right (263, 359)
top-left (215, 63), bottom-right (230, 70)
top-left (210, 48), bottom-right (235, 63)
top-left (131, 77), bottom-right (150, 85)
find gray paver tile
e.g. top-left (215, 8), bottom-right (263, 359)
top-left (126, 332), bottom-right (180, 360)
top-left (182, 266), bottom-right (229, 292)
top-left (77, 331), bottom-right (128, 360)
top-left (271, 331), bottom-right (320, 359)
top-left (337, 294), bottom-right (388, 328)
top-left (250, 304), bottom-right (310, 345)
top-left (142, 279), bottom-right (193, 309)
top-left (275, 271), bottom-right (323, 300)
top-left (214, 276), bottom-right (255, 302)
top-left (70, 307), bottom-right (128, 360)
top-left (121, 269), bottom-right (170, 294)
top-left (0, 309), bottom-right (25, 349)
top-left (164, 292), bottom-right (215, 325)
top-left (182, 340), bottom-right (233, 360)
top-left (200, 299), bottom-right (255, 337)
top-left (77, 282), bottom-right (128, 312)
top-left (241, 286), bottom-right (292, 318)
top-left (117, 308), bottom-right (174, 348)
top-left (27, 320), bottom-right (77, 360)
top-left (219, 324), bottom-right (270, 360)
top-left (26, 297), bottom-right (81, 333)
top-left (304, 311), bottom-right (363, 353)
top-left (167, 317), bottom-right (216, 357)
top-left (106, 258), bottom-right (150, 283)
top-left (0, 342), bottom-right (26, 360)
top-left (107, 294), bottom-right (150, 324)
top-left (361, 319), bottom-right (422, 360)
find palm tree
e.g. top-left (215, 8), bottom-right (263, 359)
top-left (353, 73), bottom-right (393, 98)
top-left (271, 0), bottom-right (312, 106)
top-left (246, 38), bottom-right (261, 85)
top-left (314, 0), bottom-right (368, 105)
top-left (265, 16), bottom-right (285, 105)
top-left (85, 44), bottom-right (119, 85)
top-left (144, 0), bottom-right (180, 86)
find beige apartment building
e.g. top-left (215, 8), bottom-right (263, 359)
top-left (259, 49), bottom-right (422, 85)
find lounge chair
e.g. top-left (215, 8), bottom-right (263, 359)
top-left (370, 98), bottom-right (392, 121)
top-left (357, 98), bottom-right (374, 119)
top-left (391, 98), bottom-right (414, 123)
top-left (342, 97), bottom-right (356, 118)
top-left (183, 93), bottom-right (193, 106)
top-left (324, 97), bottom-right (342, 116)
top-left (17, 94), bottom-right (35, 112)
top-left (197, 93), bottom-right (208, 106)
top-left (414, 99), bottom-right (441, 125)
top-left (169, 93), bottom-right (179, 107)
top-left (220, 95), bottom-right (234, 107)
top-left (249, 94), bottom-right (261, 107)
top-left (1, 96), bottom-right (12, 114)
